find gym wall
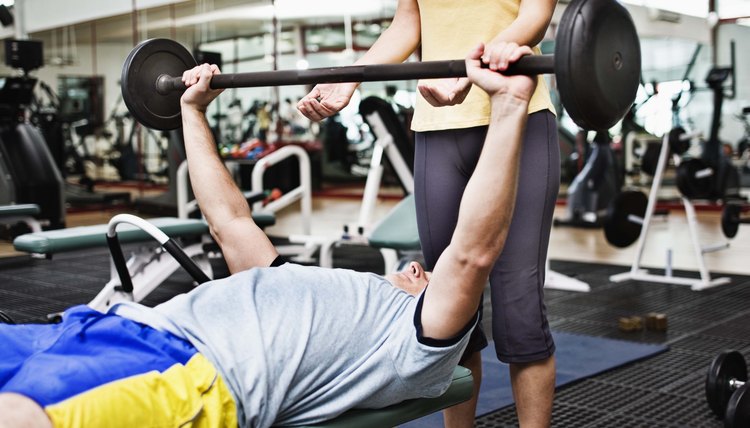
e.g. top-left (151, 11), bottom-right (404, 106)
top-left (0, 0), bottom-right (745, 144)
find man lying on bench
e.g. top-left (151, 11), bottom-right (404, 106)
top-left (0, 42), bottom-right (535, 428)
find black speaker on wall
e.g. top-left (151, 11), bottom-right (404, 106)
top-left (5, 39), bottom-right (43, 72)
top-left (0, 5), bottom-right (13, 27)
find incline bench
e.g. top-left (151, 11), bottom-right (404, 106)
top-left (13, 214), bottom-right (275, 312)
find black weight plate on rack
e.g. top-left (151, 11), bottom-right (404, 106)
top-left (603, 190), bottom-right (647, 248)
top-left (676, 158), bottom-right (715, 199)
top-left (721, 203), bottom-right (741, 239)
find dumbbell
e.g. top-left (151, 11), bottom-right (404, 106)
top-left (121, 0), bottom-right (640, 132)
top-left (722, 203), bottom-right (750, 239)
top-left (706, 350), bottom-right (750, 427)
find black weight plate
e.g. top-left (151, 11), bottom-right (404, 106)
top-left (603, 189), bottom-right (647, 248)
top-left (726, 383), bottom-right (750, 428)
top-left (556, 0), bottom-right (641, 131)
top-left (640, 141), bottom-right (660, 176)
top-left (121, 38), bottom-right (196, 130)
top-left (722, 203), bottom-right (742, 239)
top-left (669, 126), bottom-right (689, 155)
top-left (676, 158), bottom-right (715, 199)
top-left (706, 350), bottom-right (747, 418)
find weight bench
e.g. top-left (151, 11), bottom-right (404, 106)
top-left (12, 214), bottom-right (276, 312)
top-left (295, 365), bottom-right (473, 427)
top-left (0, 203), bottom-right (42, 234)
top-left (15, 213), bottom-right (473, 426)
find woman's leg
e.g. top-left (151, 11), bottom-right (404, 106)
top-left (489, 110), bottom-right (560, 427)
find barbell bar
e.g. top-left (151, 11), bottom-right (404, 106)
top-left (121, 0), bottom-right (641, 131)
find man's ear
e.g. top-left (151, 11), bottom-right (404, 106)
top-left (410, 261), bottom-right (426, 278)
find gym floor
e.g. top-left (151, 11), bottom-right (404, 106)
top-left (0, 188), bottom-right (748, 427)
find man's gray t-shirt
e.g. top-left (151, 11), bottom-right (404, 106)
top-left (113, 263), bottom-right (476, 428)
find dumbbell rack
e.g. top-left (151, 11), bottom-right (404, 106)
top-left (610, 131), bottom-right (731, 291)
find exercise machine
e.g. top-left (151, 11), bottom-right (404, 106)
top-left (674, 42), bottom-right (740, 202)
top-left (555, 131), bottom-right (621, 227)
top-left (0, 77), bottom-right (66, 229)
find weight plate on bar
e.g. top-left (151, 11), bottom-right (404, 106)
top-left (121, 38), bottom-right (197, 130)
top-left (640, 141), bottom-right (660, 176)
top-left (603, 190), bottom-right (647, 248)
top-left (555, 0), bottom-right (641, 131)
top-left (669, 127), bottom-right (689, 155)
top-left (676, 158), bottom-right (715, 199)
top-left (722, 203), bottom-right (742, 239)
top-left (726, 383), bottom-right (750, 428)
top-left (706, 350), bottom-right (747, 418)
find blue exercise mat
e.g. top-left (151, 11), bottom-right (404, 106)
top-left (404, 331), bottom-right (668, 427)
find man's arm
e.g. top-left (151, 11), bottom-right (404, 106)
top-left (180, 64), bottom-right (279, 273)
top-left (420, 43), bottom-right (536, 340)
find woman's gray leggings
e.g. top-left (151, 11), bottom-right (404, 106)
top-left (413, 110), bottom-right (560, 363)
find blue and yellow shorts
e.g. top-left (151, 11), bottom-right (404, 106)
top-left (0, 305), bottom-right (237, 427)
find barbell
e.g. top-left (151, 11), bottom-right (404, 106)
top-left (121, 0), bottom-right (641, 131)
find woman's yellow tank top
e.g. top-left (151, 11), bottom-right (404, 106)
top-left (411, 0), bottom-right (556, 132)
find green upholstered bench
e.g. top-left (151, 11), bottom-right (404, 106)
top-left (0, 203), bottom-right (42, 233)
top-left (13, 217), bottom-right (208, 254)
top-left (13, 215), bottom-right (275, 254)
top-left (13, 217), bottom-right (208, 312)
top-left (0, 203), bottom-right (40, 217)
top-left (12, 214), bottom-right (275, 312)
top-left (287, 366), bottom-right (473, 428)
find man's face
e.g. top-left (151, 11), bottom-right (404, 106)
top-left (385, 261), bottom-right (431, 296)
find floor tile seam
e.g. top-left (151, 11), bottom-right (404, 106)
top-left (0, 288), bottom-right (78, 305)
top-left (592, 371), bottom-right (685, 392)
top-left (2, 267), bottom-right (109, 281)
top-left (668, 335), bottom-right (750, 352)
top-left (0, 277), bottom-right (105, 293)
top-left (664, 311), bottom-right (750, 346)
